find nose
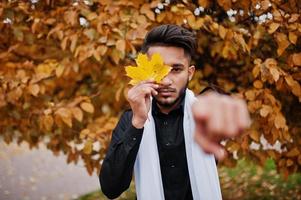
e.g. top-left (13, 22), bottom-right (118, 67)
top-left (160, 75), bottom-right (172, 86)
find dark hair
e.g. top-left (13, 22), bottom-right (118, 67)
top-left (141, 24), bottom-right (196, 60)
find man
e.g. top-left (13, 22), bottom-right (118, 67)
top-left (99, 24), bottom-right (250, 200)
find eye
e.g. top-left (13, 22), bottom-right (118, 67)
top-left (172, 67), bottom-right (182, 72)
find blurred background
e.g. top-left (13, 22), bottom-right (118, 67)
top-left (0, 0), bottom-right (301, 199)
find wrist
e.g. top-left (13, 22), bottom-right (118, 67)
top-left (132, 116), bottom-right (146, 129)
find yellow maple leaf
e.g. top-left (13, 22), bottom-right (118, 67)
top-left (125, 53), bottom-right (171, 85)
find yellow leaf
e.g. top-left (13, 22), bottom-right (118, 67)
top-left (55, 64), bottom-right (65, 77)
top-left (125, 53), bottom-right (171, 85)
top-left (83, 140), bottom-right (93, 154)
top-left (71, 107), bottom-right (83, 122)
top-left (219, 25), bottom-right (227, 39)
top-left (156, 12), bottom-right (166, 23)
top-left (289, 32), bottom-right (298, 45)
top-left (187, 15), bottom-right (204, 30)
top-left (80, 102), bottom-right (95, 113)
top-left (35, 61), bottom-right (56, 79)
top-left (226, 141), bottom-right (240, 152)
top-left (268, 23), bottom-right (280, 34)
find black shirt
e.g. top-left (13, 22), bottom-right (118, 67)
top-left (99, 95), bottom-right (193, 200)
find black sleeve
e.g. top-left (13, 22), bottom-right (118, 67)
top-left (99, 110), bottom-right (143, 199)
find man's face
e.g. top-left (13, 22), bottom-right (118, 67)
top-left (147, 46), bottom-right (195, 109)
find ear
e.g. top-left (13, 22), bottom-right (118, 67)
top-left (188, 65), bottom-right (195, 81)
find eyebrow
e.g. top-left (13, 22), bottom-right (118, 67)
top-left (171, 63), bottom-right (184, 68)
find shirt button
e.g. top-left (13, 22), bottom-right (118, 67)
top-left (133, 137), bottom-right (136, 141)
top-left (165, 142), bottom-right (170, 146)
top-left (170, 165), bottom-right (175, 168)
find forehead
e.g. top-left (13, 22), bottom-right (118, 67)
top-left (146, 46), bottom-right (189, 66)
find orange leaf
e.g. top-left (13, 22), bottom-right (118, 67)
top-left (286, 147), bottom-right (300, 157)
top-left (71, 107), bottom-right (83, 122)
top-left (260, 105), bottom-right (272, 117)
top-left (245, 90), bottom-right (256, 101)
top-left (288, 14), bottom-right (299, 23)
top-left (292, 53), bottom-right (301, 66)
top-left (42, 115), bottom-right (54, 131)
top-left (80, 129), bottom-right (90, 139)
top-left (252, 65), bottom-right (260, 78)
top-left (217, 0), bottom-right (232, 10)
top-left (116, 39), bottom-right (126, 52)
top-left (28, 84), bottom-right (40, 97)
top-left (55, 108), bottom-right (72, 127)
top-left (253, 80), bottom-right (263, 89)
top-left (64, 10), bottom-right (78, 26)
top-left (80, 102), bottom-right (95, 113)
top-left (288, 32), bottom-right (298, 45)
top-left (270, 67), bottom-right (280, 82)
top-left (198, 0), bottom-right (211, 8)
top-left (249, 130), bottom-right (260, 142)
top-left (286, 159), bottom-right (294, 167)
top-left (274, 114), bottom-right (286, 129)
top-left (275, 33), bottom-right (290, 56)
top-left (140, 4), bottom-right (155, 21)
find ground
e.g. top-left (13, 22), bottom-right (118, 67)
top-left (0, 139), bottom-right (100, 200)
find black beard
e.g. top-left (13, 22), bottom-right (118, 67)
top-left (156, 81), bottom-right (188, 108)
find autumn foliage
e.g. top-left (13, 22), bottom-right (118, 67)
top-left (0, 0), bottom-right (301, 176)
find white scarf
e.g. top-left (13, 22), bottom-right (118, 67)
top-left (134, 89), bottom-right (222, 200)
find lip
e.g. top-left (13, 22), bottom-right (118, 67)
top-left (157, 89), bottom-right (175, 96)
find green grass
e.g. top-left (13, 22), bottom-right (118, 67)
top-left (219, 159), bottom-right (301, 200)
top-left (79, 159), bottom-right (301, 200)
